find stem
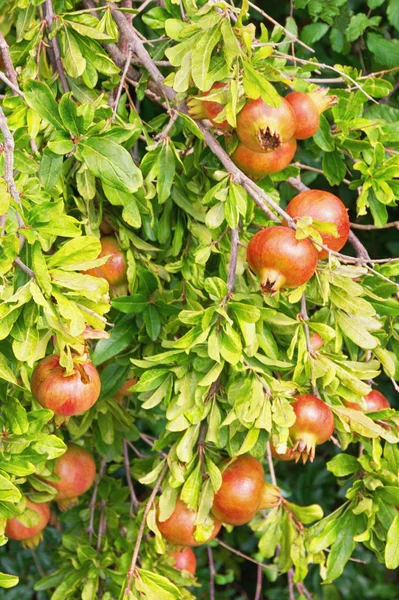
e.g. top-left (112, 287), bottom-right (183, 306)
top-left (112, 49), bottom-right (133, 119)
top-left (0, 106), bottom-right (24, 228)
top-left (0, 32), bottom-right (19, 92)
top-left (14, 258), bottom-right (34, 278)
top-left (216, 538), bottom-right (276, 571)
top-left (123, 461), bottom-right (168, 597)
top-left (254, 564), bottom-right (263, 600)
top-left (88, 458), bottom-right (106, 544)
top-left (300, 293), bottom-right (319, 397)
top-left (351, 221), bottom-right (399, 230)
top-left (123, 439), bottom-right (139, 515)
top-left (288, 568), bottom-right (296, 600)
top-left (227, 228), bottom-right (239, 294)
top-left (266, 441), bottom-right (277, 487)
top-left (207, 546), bottom-right (216, 600)
top-left (45, 0), bottom-right (70, 93)
top-left (296, 582), bottom-right (313, 600)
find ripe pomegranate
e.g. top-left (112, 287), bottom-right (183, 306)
top-left (285, 190), bottom-right (350, 259)
top-left (114, 378), bottom-right (137, 403)
top-left (231, 138), bottom-right (297, 180)
top-left (157, 499), bottom-right (221, 547)
top-left (6, 500), bottom-right (50, 548)
top-left (289, 395), bottom-right (335, 463)
top-left (85, 236), bottom-right (127, 286)
top-left (345, 390), bottom-right (390, 413)
top-left (51, 443), bottom-right (96, 511)
top-left (170, 547), bottom-right (197, 575)
top-left (236, 97), bottom-right (296, 153)
top-left (187, 82), bottom-right (230, 129)
top-left (31, 354), bottom-right (101, 419)
top-left (286, 88), bottom-right (338, 140)
top-left (309, 332), bottom-right (323, 352)
top-left (247, 226), bottom-right (318, 293)
top-left (271, 444), bottom-right (297, 462)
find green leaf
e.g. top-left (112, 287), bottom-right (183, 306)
top-left (40, 148), bottom-right (63, 191)
top-left (300, 22), bottom-right (329, 45)
top-left (388, 0), bottom-right (399, 31)
top-left (191, 22), bottom-right (222, 90)
top-left (33, 435), bottom-right (67, 459)
top-left (336, 312), bottom-right (379, 350)
top-left (24, 80), bottom-right (65, 130)
top-left (327, 454), bottom-right (359, 477)
top-left (0, 353), bottom-right (18, 385)
top-left (92, 318), bottom-right (136, 365)
top-left (3, 397), bottom-right (28, 434)
top-left (385, 513), bottom-right (399, 569)
top-left (61, 28), bottom-right (86, 78)
top-left (313, 114), bottom-right (335, 152)
top-left (143, 305), bottom-right (161, 341)
top-left (322, 150), bottom-right (346, 186)
top-left (59, 93), bottom-right (85, 136)
top-left (157, 140), bottom-right (176, 204)
top-left (48, 237), bottom-right (101, 269)
top-left (0, 573), bottom-right (19, 589)
top-left (242, 62), bottom-right (281, 107)
top-left (367, 32), bottom-right (399, 68)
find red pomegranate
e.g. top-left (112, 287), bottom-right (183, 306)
top-left (289, 395), bottom-right (335, 463)
top-left (286, 88), bottom-right (338, 140)
top-left (6, 500), bottom-right (50, 548)
top-left (85, 236), bottom-right (127, 286)
top-left (271, 444), bottom-right (297, 462)
top-left (345, 390), bottom-right (390, 413)
top-left (247, 226), bottom-right (318, 293)
top-left (231, 138), bottom-right (297, 180)
top-left (285, 190), bottom-right (350, 259)
top-left (236, 97), bottom-right (296, 153)
top-left (31, 354), bottom-right (101, 419)
top-left (157, 499), bottom-right (221, 547)
top-left (114, 378), bottom-right (137, 403)
top-left (170, 547), bottom-right (197, 575)
top-left (51, 443), bottom-right (96, 510)
top-left (309, 332), bottom-right (323, 352)
top-left (187, 82), bottom-right (230, 130)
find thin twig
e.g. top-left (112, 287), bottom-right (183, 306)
top-left (266, 441), bottom-right (277, 486)
top-left (254, 564), bottom-right (263, 600)
top-left (0, 32), bottom-right (19, 91)
top-left (300, 292), bottom-right (319, 396)
top-left (288, 569), bottom-right (296, 600)
top-left (227, 228), bottom-right (239, 294)
top-left (351, 221), bottom-right (399, 230)
top-left (0, 107), bottom-right (24, 229)
top-left (153, 109), bottom-right (179, 141)
top-left (296, 582), bottom-right (313, 600)
top-left (96, 499), bottom-right (107, 552)
top-left (45, 0), bottom-right (70, 93)
top-left (348, 230), bottom-right (371, 262)
top-left (88, 458), bottom-right (106, 544)
top-left (123, 461), bottom-right (168, 597)
top-left (207, 546), bottom-right (216, 600)
top-left (293, 162), bottom-right (351, 185)
top-left (14, 258), bottom-right (34, 278)
top-left (123, 439), bottom-right (140, 514)
top-left (216, 538), bottom-right (276, 571)
top-left (112, 49), bottom-right (133, 119)
top-left (31, 549), bottom-right (46, 578)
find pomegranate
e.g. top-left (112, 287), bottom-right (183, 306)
top-left (289, 395), bottom-right (335, 463)
top-left (271, 444), bottom-right (297, 462)
top-left (286, 88), bottom-right (338, 140)
top-left (309, 332), bottom-right (323, 352)
top-left (170, 547), bottom-right (197, 575)
top-left (236, 97), bottom-right (296, 153)
top-left (285, 190), bottom-right (350, 259)
top-left (231, 138), bottom-right (297, 180)
top-left (247, 226), bottom-right (318, 293)
top-left (85, 236), bottom-right (127, 286)
top-left (187, 82), bottom-right (230, 130)
top-left (260, 481), bottom-right (281, 509)
top-left (51, 443), bottom-right (96, 511)
top-left (114, 378), bottom-right (137, 403)
top-left (157, 499), bottom-right (221, 547)
top-left (6, 500), bottom-right (50, 548)
top-left (31, 354), bottom-right (101, 419)
top-left (345, 390), bottom-right (390, 413)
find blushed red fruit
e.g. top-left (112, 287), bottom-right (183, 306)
top-left (309, 332), bottom-right (323, 352)
top-left (290, 395), bottom-right (335, 463)
top-left (236, 97), bottom-right (296, 153)
top-left (247, 226), bottom-right (318, 293)
top-left (212, 456), bottom-right (266, 526)
top-left (114, 378), bottom-right (137, 403)
top-left (271, 444), bottom-right (297, 462)
top-left (187, 82), bottom-right (230, 130)
top-left (158, 499), bottom-right (221, 547)
top-left (345, 390), bottom-right (390, 413)
top-left (170, 547), bottom-right (197, 575)
top-left (52, 443), bottom-right (96, 511)
top-left (231, 138), bottom-right (297, 180)
top-left (31, 354), bottom-right (101, 418)
top-left (6, 501), bottom-right (50, 548)
top-left (85, 236), bottom-right (127, 286)
top-left (285, 190), bottom-right (350, 259)
top-left (286, 88), bottom-right (338, 140)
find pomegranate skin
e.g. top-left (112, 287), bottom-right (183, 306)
top-left (158, 499), bottom-right (221, 547)
top-left (345, 390), bottom-right (390, 413)
top-left (309, 332), bottom-right (323, 352)
top-left (52, 443), bottom-right (96, 510)
top-left (236, 97), bottom-right (296, 153)
top-left (187, 83), bottom-right (230, 130)
top-left (290, 395), bottom-right (335, 463)
top-left (31, 354), bottom-right (101, 417)
top-left (170, 547), bottom-right (197, 575)
top-left (85, 236), bottom-right (127, 286)
top-left (286, 89), bottom-right (337, 140)
top-left (271, 444), bottom-right (297, 462)
top-left (114, 378), bottom-right (137, 403)
top-left (285, 190), bottom-right (350, 259)
top-left (247, 226), bottom-right (318, 293)
top-left (212, 456), bottom-right (265, 526)
top-left (231, 138), bottom-right (297, 180)
top-left (6, 501), bottom-right (50, 547)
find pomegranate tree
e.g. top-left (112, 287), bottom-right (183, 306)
top-left (285, 190), bottom-right (350, 258)
top-left (289, 395), bottom-right (335, 463)
top-left (51, 443), bottom-right (96, 511)
top-left (31, 354), bottom-right (101, 419)
top-left (85, 236), bottom-right (127, 286)
top-left (158, 498), bottom-right (222, 547)
top-left (231, 138), bottom-right (297, 179)
top-left (286, 88), bottom-right (337, 140)
top-left (5, 501), bottom-right (50, 548)
top-left (170, 547), bottom-right (197, 575)
top-left (247, 226), bottom-right (318, 293)
top-left (236, 97), bottom-right (296, 153)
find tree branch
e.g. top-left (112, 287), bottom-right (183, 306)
top-left (266, 441), bottom-right (277, 487)
top-left (300, 292), bottom-right (319, 397)
top-left (254, 564), bottom-right (263, 600)
top-left (0, 106), bottom-right (24, 229)
top-left (207, 546), bottom-right (216, 600)
top-left (112, 49), bottom-right (133, 119)
top-left (227, 228), bottom-right (239, 294)
top-left (45, 0), bottom-right (70, 93)
top-left (288, 569), bottom-right (296, 600)
top-left (216, 538), bottom-right (276, 571)
top-left (14, 258), bottom-right (34, 278)
top-left (0, 32), bottom-right (19, 92)
top-left (88, 458), bottom-right (106, 544)
top-left (123, 439), bottom-right (140, 515)
top-left (351, 221), bottom-right (399, 230)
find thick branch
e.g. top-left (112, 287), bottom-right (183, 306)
top-left (0, 106), bottom-right (24, 228)
top-left (0, 32), bottom-right (19, 91)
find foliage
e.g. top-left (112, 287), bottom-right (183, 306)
top-left (0, 0), bottom-right (398, 598)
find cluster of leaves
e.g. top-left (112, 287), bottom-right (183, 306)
top-left (0, 0), bottom-right (399, 598)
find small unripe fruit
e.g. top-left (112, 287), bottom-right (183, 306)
top-left (114, 378), bottom-right (137, 403)
top-left (247, 226), bottom-right (318, 293)
top-left (158, 499), bottom-right (221, 547)
top-left (236, 97), bottom-right (296, 153)
top-left (285, 190), bottom-right (350, 259)
top-left (260, 481), bottom-right (281, 509)
top-left (170, 547), bottom-right (197, 575)
top-left (6, 501), bottom-right (50, 548)
top-left (290, 395), bottom-right (335, 463)
top-left (231, 138), bottom-right (297, 180)
top-left (187, 82), bottom-right (230, 130)
top-left (285, 89), bottom-right (338, 140)
top-left (31, 354), bottom-right (101, 419)
top-left (85, 236), bottom-right (127, 286)
top-left (52, 443), bottom-right (96, 511)
top-left (345, 390), bottom-right (390, 413)
top-left (309, 332), bottom-right (323, 352)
